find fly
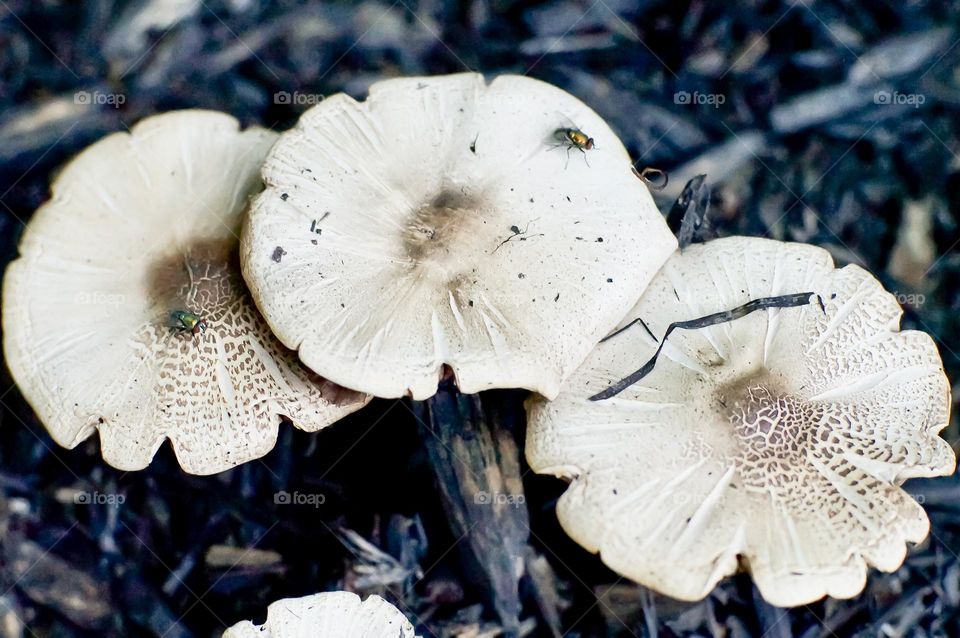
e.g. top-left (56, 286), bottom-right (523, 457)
top-left (170, 309), bottom-right (208, 338)
top-left (550, 120), bottom-right (596, 168)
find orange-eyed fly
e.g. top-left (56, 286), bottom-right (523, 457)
top-left (551, 125), bottom-right (595, 167)
top-left (170, 310), bottom-right (208, 336)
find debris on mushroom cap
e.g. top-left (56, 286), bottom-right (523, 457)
top-left (222, 591), bottom-right (417, 637)
top-left (240, 73), bottom-right (677, 400)
top-left (525, 236), bottom-right (955, 607)
top-left (2, 110), bottom-right (370, 475)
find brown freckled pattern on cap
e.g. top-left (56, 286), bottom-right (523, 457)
top-left (134, 241), bottom-right (367, 473)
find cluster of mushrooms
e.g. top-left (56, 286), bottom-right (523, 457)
top-left (2, 73), bottom-right (954, 632)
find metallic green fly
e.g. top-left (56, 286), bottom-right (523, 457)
top-left (551, 124), bottom-right (595, 168)
top-left (170, 310), bottom-right (208, 336)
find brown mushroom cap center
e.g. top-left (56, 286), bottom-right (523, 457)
top-left (147, 238), bottom-right (238, 317)
top-left (715, 372), bottom-right (821, 495)
top-left (402, 189), bottom-right (486, 272)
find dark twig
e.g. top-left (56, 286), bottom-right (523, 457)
top-left (600, 316), bottom-right (657, 343)
top-left (667, 174), bottom-right (711, 249)
top-left (589, 292), bottom-right (818, 401)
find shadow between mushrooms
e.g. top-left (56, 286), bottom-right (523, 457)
top-left (2, 110), bottom-right (370, 475)
top-left (222, 591), bottom-right (417, 637)
top-left (526, 236), bottom-right (955, 606)
top-left (240, 73), bottom-right (677, 400)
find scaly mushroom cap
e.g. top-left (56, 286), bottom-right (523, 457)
top-left (241, 73), bottom-right (677, 399)
top-left (223, 591), bottom-right (417, 638)
top-left (526, 237), bottom-right (955, 606)
top-left (3, 110), bottom-right (369, 475)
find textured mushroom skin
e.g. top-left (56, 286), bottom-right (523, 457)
top-left (2, 111), bottom-right (368, 475)
top-left (222, 591), bottom-right (417, 637)
top-left (126, 243), bottom-right (362, 472)
top-left (241, 73), bottom-right (677, 399)
top-left (526, 237), bottom-right (955, 607)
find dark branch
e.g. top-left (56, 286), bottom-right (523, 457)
top-left (600, 316), bottom-right (657, 343)
top-left (667, 174), bottom-right (711, 249)
top-left (589, 292), bottom-right (818, 401)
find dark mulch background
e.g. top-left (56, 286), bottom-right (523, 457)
top-left (2, 1), bottom-right (960, 636)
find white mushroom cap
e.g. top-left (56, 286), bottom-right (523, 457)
top-left (241, 73), bottom-right (677, 400)
top-left (223, 591), bottom-right (417, 637)
top-left (526, 236), bottom-right (955, 606)
top-left (3, 110), bottom-right (369, 475)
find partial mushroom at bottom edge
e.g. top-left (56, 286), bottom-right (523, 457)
top-left (222, 591), bottom-right (417, 637)
top-left (525, 236), bottom-right (955, 607)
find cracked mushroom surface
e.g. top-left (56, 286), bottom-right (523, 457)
top-left (241, 73), bottom-right (677, 400)
top-left (526, 236), bottom-right (955, 606)
top-left (2, 110), bottom-right (369, 475)
top-left (222, 591), bottom-right (417, 638)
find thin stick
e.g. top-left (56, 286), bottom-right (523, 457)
top-left (589, 292), bottom-right (818, 401)
top-left (600, 316), bottom-right (657, 343)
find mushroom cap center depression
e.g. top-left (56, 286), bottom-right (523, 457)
top-left (147, 239), bottom-right (238, 321)
top-left (709, 369), bottom-right (821, 498)
top-left (402, 188), bottom-right (485, 276)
